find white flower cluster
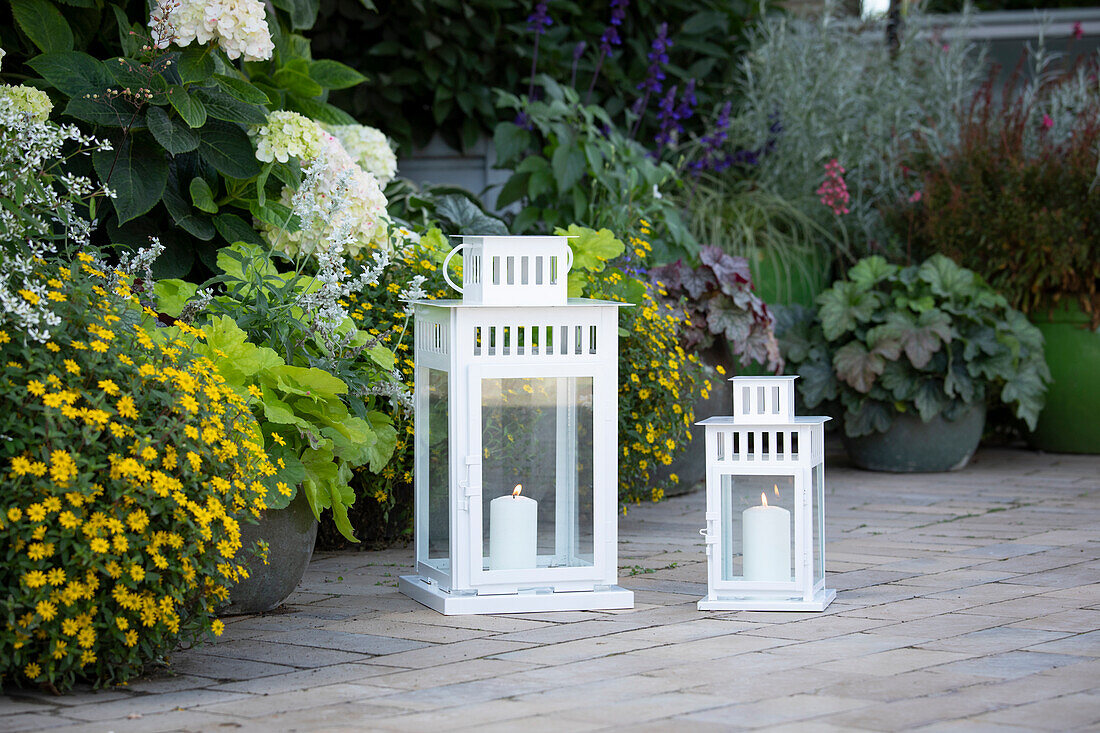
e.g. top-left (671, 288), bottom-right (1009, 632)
top-left (0, 85), bottom-right (53, 123)
top-left (321, 124), bottom-right (398, 186)
top-left (261, 129), bottom-right (390, 260)
top-left (250, 111), bottom-right (326, 164)
top-left (150, 0), bottom-right (274, 61)
top-left (1, 49), bottom-right (115, 343)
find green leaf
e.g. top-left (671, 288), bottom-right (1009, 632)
top-left (191, 86), bottom-right (267, 125)
top-left (848, 255), bottom-right (898, 291)
top-left (551, 144), bottom-right (586, 194)
top-left (167, 85), bottom-right (207, 128)
top-left (817, 282), bottom-right (880, 341)
top-left (194, 315), bottom-right (284, 387)
top-left (27, 51), bottom-right (111, 97)
top-left (905, 310), bottom-right (953, 368)
top-left (12, 0), bottom-right (74, 53)
top-left (92, 135), bottom-right (168, 225)
top-left (177, 47), bottom-right (214, 84)
top-left (494, 121), bottom-right (530, 164)
top-left (266, 364), bottom-right (348, 400)
top-left (62, 97), bottom-right (132, 127)
top-left (434, 195), bottom-right (508, 236)
top-left (198, 120), bottom-right (261, 179)
top-left (163, 174), bottom-right (215, 240)
top-left (216, 242), bottom-right (278, 282)
top-left (308, 59), bottom-right (367, 90)
top-left (918, 254), bottom-right (979, 300)
top-left (213, 212), bottom-right (265, 246)
top-left (189, 177), bottom-right (217, 213)
top-left (795, 359), bottom-right (838, 407)
top-left (146, 106), bottom-right (199, 153)
top-left (283, 94), bottom-right (357, 125)
top-left (556, 224), bottom-right (624, 272)
top-left (273, 68), bottom-right (323, 98)
top-left (844, 401), bottom-right (892, 437)
top-left (1001, 365), bottom-right (1048, 430)
top-left (913, 380), bottom-right (949, 422)
top-left (213, 74), bottom-right (271, 105)
top-left (833, 341), bottom-right (885, 393)
top-left (494, 173), bottom-right (530, 209)
top-left (153, 279), bottom-right (199, 318)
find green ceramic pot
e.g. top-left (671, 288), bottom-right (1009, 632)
top-left (842, 403), bottom-right (986, 473)
top-left (1031, 303), bottom-right (1100, 454)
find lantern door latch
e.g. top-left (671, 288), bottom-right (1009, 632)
top-left (459, 455), bottom-right (482, 511)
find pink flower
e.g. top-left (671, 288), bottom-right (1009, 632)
top-left (1073, 21), bottom-right (1084, 40)
top-left (908, 191), bottom-right (922, 204)
top-left (816, 158), bottom-right (851, 216)
top-left (1041, 114), bottom-right (1054, 130)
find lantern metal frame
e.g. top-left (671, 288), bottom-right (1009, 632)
top-left (399, 235), bottom-right (634, 615)
top-left (697, 376), bottom-right (836, 612)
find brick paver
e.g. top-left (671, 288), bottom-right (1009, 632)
top-left (2, 447), bottom-right (1099, 731)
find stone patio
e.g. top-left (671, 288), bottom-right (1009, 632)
top-left (3, 447), bottom-right (1099, 732)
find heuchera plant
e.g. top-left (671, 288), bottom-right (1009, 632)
top-left (778, 255), bottom-right (1050, 438)
top-left (650, 245), bottom-right (781, 371)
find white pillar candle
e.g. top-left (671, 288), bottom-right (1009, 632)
top-left (742, 492), bottom-right (791, 581)
top-left (489, 485), bottom-right (538, 570)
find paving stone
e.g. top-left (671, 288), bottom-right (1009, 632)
top-left (210, 663), bottom-right (397, 695)
top-left (931, 650), bottom-right (1089, 679)
top-left (58, 688), bottom-right (251, 722)
top-left (682, 693), bottom-right (871, 728)
top-left (1007, 608), bottom-right (1100, 632)
top-left (183, 638), bottom-right (370, 668)
top-left (0, 713), bottom-right (76, 732)
top-left (162, 653), bottom-right (298, 681)
top-left (916, 626), bottom-right (1072, 655)
top-left (260, 628), bottom-right (430, 655)
top-left (370, 639), bottom-right (535, 669)
top-left (967, 690), bottom-right (1100, 730)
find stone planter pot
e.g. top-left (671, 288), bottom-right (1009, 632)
top-left (1030, 303), bottom-right (1100, 454)
top-left (223, 491), bottom-right (318, 615)
top-left (841, 402), bottom-right (987, 473)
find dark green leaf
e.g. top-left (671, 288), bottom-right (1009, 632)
top-left (62, 97), bottom-right (133, 127)
top-left (848, 255), bottom-right (897, 290)
top-left (308, 59), bottom-right (367, 90)
top-left (12, 0), bottom-right (74, 53)
top-left (146, 106), bottom-right (199, 153)
top-left (93, 135), bottom-right (168, 224)
top-left (273, 68), bottom-right (323, 98)
top-left (817, 282), bottom-right (880, 341)
top-left (191, 86), bottom-right (267, 124)
top-left (27, 51), bottom-right (111, 97)
top-left (167, 85), bottom-right (207, 128)
top-left (177, 46), bottom-right (214, 84)
top-left (493, 121), bottom-right (530, 164)
top-left (198, 120), bottom-right (261, 179)
top-left (434, 195), bottom-right (508, 235)
top-left (189, 177), bottom-right (218, 213)
top-left (213, 213), bottom-right (265, 246)
top-left (913, 380), bottom-right (949, 422)
top-left (844, 401), bottom-right (892, 437)
top-left (551, 144), bottom-right (586, 194)
top-left (163, 175), bottom-right (215, 240)
top-left (213, 74), bottom-right (272, 105)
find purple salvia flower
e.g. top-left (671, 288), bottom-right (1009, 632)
top-left (654, 85), bottom-right (679, 152)
top-left (526, 2), bottom-right (552, 35)
top-left (629, 22), bottom-right (671, 139)
top-left (674, 79), bottom-right (697, 123)
top-left (599, 0), bottom-right (630, 58)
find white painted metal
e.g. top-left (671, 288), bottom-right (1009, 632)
top-left (403, 235), bottom-right (633, 615)
top-left (697, 376), bottom-right (835, 612)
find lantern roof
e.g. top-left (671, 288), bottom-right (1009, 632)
top-left (412, 297), bottom-right (630, 309)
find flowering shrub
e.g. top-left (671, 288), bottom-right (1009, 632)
top-left (0, 253), bottom-right (272, 691)
top-left (889, 59), bottom-right (1100, 327)
top-left (151, 0), bottom-right (274, 61)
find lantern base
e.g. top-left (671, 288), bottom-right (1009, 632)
top-left (399, 575), bottom-right (634, 615)
top-left (698, 588), bottom-right (836, 612)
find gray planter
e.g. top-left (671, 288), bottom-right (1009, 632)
top-left (222, 491), bottom-right (318, 615)
top-left (841, 402), bottom-right (987, 473)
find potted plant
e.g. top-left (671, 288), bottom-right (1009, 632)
top-left (892, 61), bottom-right (1100, 453)
top-left (778, 255), bottom-right (1050, 472)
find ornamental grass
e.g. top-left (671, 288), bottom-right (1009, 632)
top-left (0, 254), bottom-right (275, 691)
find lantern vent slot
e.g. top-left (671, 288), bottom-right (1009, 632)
top-left (550, 256), bottom-right (559, 284)
top-left (467, 254), bottom-right (481, 285)
top-left (589, 326), bottom-right (598, 354)
top-left (506, 256), bottom-right (516, 285)
top-left (474, 326), bottom-right (482, 356)
top-left (492, 256), bottom-right (501, 285)
top-left (418, 320), bottom-right (449, 355)
top-left (716, 433), bottom-right (726, 461)
top-left (790, 432), bottom-right (799, 458)
top-left (521, 256), bottom-right (529, 285)
top-left (535, 257), bottom-right (544, 284)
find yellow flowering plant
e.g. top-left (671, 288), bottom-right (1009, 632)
top-left (0, 252), bottom-right (274, 691)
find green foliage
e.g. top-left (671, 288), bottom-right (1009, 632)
top-left (777, 255), bottom-right (1051, 438)
top-left (728, 13), bottom-right (986, 258)
top-left (311, 0), bottom-right (767, 153)
top-left (151, 243), bottom-right (401, 542)
top-left (888, 62), bottom-right (1100, 327)
top-left (0, 0), bottom-right (367, 280)
top-left (494, 79), bottom-right (696, 263)
top-left (0, 255), bottom-right (271, 691)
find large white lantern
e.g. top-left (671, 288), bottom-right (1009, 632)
top-left (697, 376), bottom-right (835, 611)
top-left (398, 235), bottom-right (634, 614)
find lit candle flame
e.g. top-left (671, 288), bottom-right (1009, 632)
top-left (774, 484), bottom-right (780, 498)
top-left (761, 491), bottom-right (768, 508)
top-left (512, 484), bottom-right (523, 498)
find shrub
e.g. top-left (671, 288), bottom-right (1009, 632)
top-left (889, 58), bottom-right (1100, 327)
top-left (0, 253), bottom-right (272, 690)
top-left (778, 255), bottom-right (1050, 438)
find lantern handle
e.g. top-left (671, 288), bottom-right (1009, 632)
top-left (563, 245), bottom-right (574, 275)
top-left (442, 244), bottom-right (464, 295)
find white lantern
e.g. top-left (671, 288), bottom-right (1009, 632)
top-left (398, 235), bottom-right (634, 615)
top-left (697, 376), bottom-right (835, 611)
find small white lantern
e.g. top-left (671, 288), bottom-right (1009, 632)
top-left (697, 376), bottom-right (835, 611)
top-left (399, 235), bottom-right (634, 615)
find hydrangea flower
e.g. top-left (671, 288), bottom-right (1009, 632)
top-left (249, 110), bottom-right (325, 164)
top-left (0, 85), bottom-right (53, 122)
top-left (151, 0), bottom-right (274, 61)
top-left (261, 133), bottom-right (389, 260)
top-left (320, 123), bottom-right (397, 185)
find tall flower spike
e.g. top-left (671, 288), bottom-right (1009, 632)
top-left (526, 2), bottom-right (553, 35)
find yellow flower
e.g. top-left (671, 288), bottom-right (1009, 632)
top-left (89, 537), bottom-right (109, 553)
top-left (211, 619), bottom-right (225, 637)
top-left (116, 395), bottom-right (138, 420)
top-left (23, 570), bottom-right (47, 588)
top-left (63, 359), bottom-right (80, 375)
top-left (24, 662), bottom-right (41, 679)
top-left (247, 384), bottom-right (263, 399)
top-left (98, 379), bottom-right (119, 395)
top-left (36, 600), bottom-right (58, 620)
top-left (27, 380), bottom-right (46, 396)
top-left (715, 364), bottom-right (726, 375)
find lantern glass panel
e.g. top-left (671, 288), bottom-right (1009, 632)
top-left (813, 464), bottom-right (825, 585)
top-left (480, 376), bottom-right (594, 569)
top-left (425, 368), bottom-right (449, 568)
top-left (719, 474), bottom-right (796, 582)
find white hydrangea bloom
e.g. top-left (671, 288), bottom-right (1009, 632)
top-left (321, 123), bottom-right (398, 185)
top-left (0, 48), bottom-right (6, 73)
top-left (250, 110), bottom-right (326, 163)
top-left (261, 133), bottom-right (390, 260)
top-left (151, 0), bottom-right (274, 62)
top-left (0, 85), bottom-right (53, 122)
